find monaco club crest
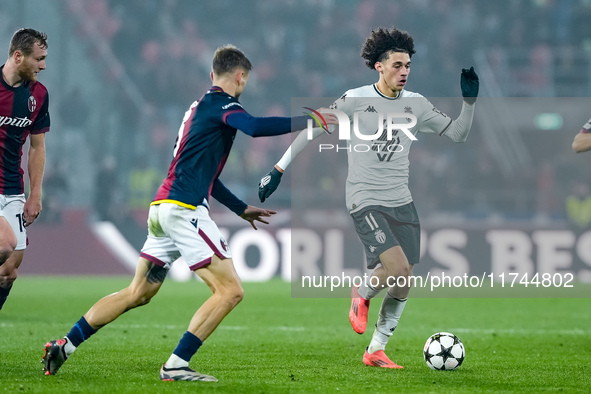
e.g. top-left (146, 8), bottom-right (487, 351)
top-left (28, 96), bottom-right (36, 112)
top-left (374, 229), bottom-right (386, 244)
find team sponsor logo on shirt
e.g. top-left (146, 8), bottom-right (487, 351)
top-left (222, 102), bottom-right (243, 110)
top-left (431, 107), bottom-right (448, 118)
top-left (28, 96), bottom-right (37, 112)
top-left (220, 237), bottom-right (229, 252)
top-left (0, 115), bottom-right (33, 128)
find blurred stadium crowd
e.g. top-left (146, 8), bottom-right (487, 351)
top-left (1, 0), bottom-right (590, 229)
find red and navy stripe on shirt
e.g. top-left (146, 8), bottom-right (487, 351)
top-left (0, 65), bottom-right (50, 195)
top-left (152, 86), bottom-right (309, 214)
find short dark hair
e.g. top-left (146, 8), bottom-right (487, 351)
top-left (9, 28), bottom-right (48, 57)
top-left (361, 27), bottom-right (415, 70)
top-left (212, 44), bottom-right (252, 76)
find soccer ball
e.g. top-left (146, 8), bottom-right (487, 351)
top-left (423, 332), bottom-right (465, 371)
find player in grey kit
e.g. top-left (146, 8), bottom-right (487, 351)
top-left (258, 27), bottom-right (479, 368)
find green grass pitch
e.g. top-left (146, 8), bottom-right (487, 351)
top-left (0, 277), bottom-right (589, 393)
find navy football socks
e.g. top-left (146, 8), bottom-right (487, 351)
top-left (173, 331), bottom-right (203, 362)
top-left (66, 316), bottom-right (98, 347)
top-left (0, 284), bottom-right (12, 310)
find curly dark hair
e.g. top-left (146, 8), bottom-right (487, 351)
top-left (361, 27), bottom-right (415, 70)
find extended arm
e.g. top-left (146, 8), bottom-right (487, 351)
top-left (258, 126), bottom-right (326, 202)
top-left (225, 111), bottom-right (310, 137)
top-left (210, 178), bottom-right (276, 230)
top-left (446, 67), bottom-right (479, 142)
top-left (441, 101), bottom-right (475, 143)
top-left (211, 178), bottom-right (247, 215)
top-left (24, 133), bottom-right (46, 226)
top-left (277, 126), bottom-right (326, 171)
top-left (423, 67), bottom-right (478, 143)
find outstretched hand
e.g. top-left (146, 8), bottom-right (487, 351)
top-left (316, 108), bottom-right (339, 125)
top-left (305, 107), bottom-right (339, 135)
top-left (240, 205), bottom-right (277, 230)
top-left (23, 195), bottom-right (42, 227)
top-left (460, 66), bottom-right (479, 104)
top-left (258, 166), bottom-right (283, 203)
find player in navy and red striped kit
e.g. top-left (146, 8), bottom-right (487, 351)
top-left (0, 28), bottom-right (49, 311)
top-left (43, 44), bottom-right (336, 381)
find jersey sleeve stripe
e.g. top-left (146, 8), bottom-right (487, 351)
top-left (438, 118), bottom-right (453, 136)
top-left (221, 108), bottom-right (246, 124)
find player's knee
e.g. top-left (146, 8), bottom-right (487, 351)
top-left (0, 240), bottom-right (16, 263)
top-left (135, 291), bottom-right (156, 307)
top-left (0, 252), bottom-right (9, 266)
top-left (3, 234), bottom-right (17, 251)
top-left (228, 286), bottom-right (244, 307)
top-left (136, 297), bottom-right (152, 307)
top-left (402, 264), bottom-right (413, 278)
top-left (0, 269), bottom-right (17, 287)
top-left (232, 286), bottom-right (244, 305)
top-left (128, 287), bottom-right (150, 306)
top-left (128, 287), bottom-right (156, 308)
top-left (220, 282), bottom-right (244, 308)
top-left (384, 263), bottom-right (412, 282)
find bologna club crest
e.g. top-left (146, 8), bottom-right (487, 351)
top-left (220, 238), bottom-right (229, 252)
top-left (28, 96), bottom-right (37, 112)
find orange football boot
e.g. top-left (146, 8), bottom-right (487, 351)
top-left (363, 349), bottom-right (404, 369)
top-left (349, 286), bottom-right (370, 334)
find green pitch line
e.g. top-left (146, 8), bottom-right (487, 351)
top-left (0, 277), bottom-right (589, 393)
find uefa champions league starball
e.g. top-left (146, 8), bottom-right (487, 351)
top-left (423, 332), bottom-right (465, 371)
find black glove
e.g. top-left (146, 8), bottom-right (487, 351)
top-left (258, 167), bottom-right (283, 203)
top-left (460, 66), bottom-right (479, 104)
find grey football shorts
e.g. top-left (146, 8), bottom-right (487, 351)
top-left (350, 202), bottom-right (420, 269)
